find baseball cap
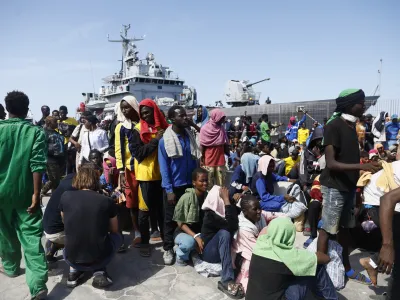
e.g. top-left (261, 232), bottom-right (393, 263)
top-left (392, 114), bottom-right (398, 120)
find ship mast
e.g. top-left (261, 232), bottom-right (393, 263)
top-left (107, 24), bottom-right (144, 77)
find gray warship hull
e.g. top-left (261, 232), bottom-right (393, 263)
top-left (219, 96), bottom-right (379, 126)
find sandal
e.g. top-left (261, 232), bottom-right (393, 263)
top-left (346, 270), bottom-right (371, 285)
top-left (217, 281), bottom-right (245, 299)
top-left (139, 245), bottom-right (151, 257)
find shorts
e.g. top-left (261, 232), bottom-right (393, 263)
top-left (320, 186), bottom-right (356, 235)
top-left (125, 168), bottom-right (139, 209)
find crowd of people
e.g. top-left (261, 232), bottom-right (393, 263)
top-left (0, 89), bottom-right (400, 300)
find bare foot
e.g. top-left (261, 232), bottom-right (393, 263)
top-left (360, 257), bottom-right (378, 286)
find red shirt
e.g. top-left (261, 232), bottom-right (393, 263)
top-left (204, 145), bottom-right (226, 167)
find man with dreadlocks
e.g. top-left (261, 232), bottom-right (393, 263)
top-left (317, 89), bottom-right (381, 285)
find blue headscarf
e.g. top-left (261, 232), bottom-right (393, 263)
top-left (193, 106), bottom-right (209, 127)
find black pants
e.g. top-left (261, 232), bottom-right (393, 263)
top-left (163, 185), bottom-right (191, 251)
top-left (138, 181), bottom-right (164, 245)
top-left (308, 201), bottom-right (322, 239)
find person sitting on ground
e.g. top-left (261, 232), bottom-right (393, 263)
top-left (172, 168), bottom-right (208, 266)
top-left (251, 155), bottom-right (296, 212)
top-left (258, 141), bottom-right (271, 157)
top-left (277, 137), bottom-right (289, 159)
top-left (375, 143), bottom-right (392, 162)
top-left (283, 149), bottom-right (300, 177)
top-left (231, 195), bottom-right (277, 293)
top-left (60, 164), bottom-right (123, 289)
top-left (41, 116), bottom-right (65, 198)
top-left (201, 186), bottom-right (244, 299)
top-left (246, 217), bottom-right (337, 300)
top-left (229, 152), bottom-right (260, 202)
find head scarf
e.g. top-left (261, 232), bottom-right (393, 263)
top-left (369, 149), bottom-right (379, 159)
top-left (241, 153), bottom-right (260, 184)
top-left (287, 116), bottom-right (296, 128)
top-left (257, 155), bottom-right (274, 176)
top-left (326, 89), bottom-right (365, 125)
top-left (201, 185), bottom-right (225, 218)
top-left (139, 99), bottom-right (169, 144)
top-left (199, 109), bottom-right (228, 147)
top-left (193, 106), bottom-right (209, 127)
top-left (116, 95), bottom-right (140, 129)
top-left (252, 217), bottom-right (317, 276)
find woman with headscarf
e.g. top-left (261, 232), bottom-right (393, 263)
top-left (114, 95), bottom-right (141, 247)
top-left (251, 155), bottom-right (295, 212)
top-left (229, 152), bottom-right (259, 201)
top-left (199, 109), bottom-right (230, 189)
top-left (285, 112), bottom-right (307, 142)
top-left (371, 111), bottom-right (389, 148)
top-left (246, 217), bottom-right (337, 300)
top-left (193, 105), bottom-right (209, 128)
top-left (200, 186), bottom-right (244, 299)
top-left (79, 114), bottom-right (109, 165)
top-left (131, 99), bottom-right (169, 257)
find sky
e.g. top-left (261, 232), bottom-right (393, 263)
top-left (0, 0), bottom-right (399, 120)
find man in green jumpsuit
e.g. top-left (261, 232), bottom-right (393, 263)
top-left (0, 91), bottom-right (48, 299)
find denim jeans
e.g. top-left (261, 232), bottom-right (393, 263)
top-left (285, 265), bottom-right (338, 300)
top-left (321, 186), bottom-right (355, 235)
top-left (202, 229), bottom-right (234, 283)
top-left (174, 233), bottom-right (196, 261)
top-left (64, 232), bottom-right (123, 272)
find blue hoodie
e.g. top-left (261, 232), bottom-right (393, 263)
top-left (286, 114), bottom-right (307, 142)
top-left (385, 121), bottom-right (400, 140)
top-left (158, 133), bottom-right (199, 193)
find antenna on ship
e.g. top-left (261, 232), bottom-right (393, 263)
top-left (373, 58), bottom-right (383, 96)
top-left (107, 24), bottom-right (145, 76)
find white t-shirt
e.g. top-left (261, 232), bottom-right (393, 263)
top-left (79, 128), bottom-right (109, 164)
top-left (363, 161), bottom-right (400, 212)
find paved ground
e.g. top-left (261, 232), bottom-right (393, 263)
top-left (0, 197), bottom-right (390, 300)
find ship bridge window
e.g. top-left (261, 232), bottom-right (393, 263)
top-left (165, 80), bottom-right (170, 85)
top-left (158, 80), bottom-right (163, 84)
top-left (158, 86), bottom-right (162, 90)
top-left (145, 78), bottom-right (151, 83)
top-left (151, 79), bottom-right (157, 84)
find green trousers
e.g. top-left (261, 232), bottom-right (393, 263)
top-left (0, 207), bottom-right (48, 297)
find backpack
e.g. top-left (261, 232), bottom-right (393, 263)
top-left (47, 130), bottom-right (65, 157)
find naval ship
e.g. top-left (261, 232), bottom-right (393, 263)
top-left (83, 24), bottom-right (197, 113)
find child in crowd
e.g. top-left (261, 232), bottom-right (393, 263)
top-left (172, 168), bottom-right (208, 265)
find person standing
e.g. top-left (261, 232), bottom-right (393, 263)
top-left (79, 115), bottom-right (109, 166)
top-left (372, 111), bottom-right (389, 148)
top-left (199, 109), bottom-right (230, 189)
top-left (364, 114), bottom-right (374, 151)
top-left (132, 99), bottom-right (169, 257)
top-left (36, 105), bottom-right (50, 127)
top-left (385, 114), bottom-right (400, 149)
top-left (0, 91), bottom-right (48, 300)
top-left (114, 95), bottom-right (141, 246)
top-left (260, 114), bottom-right (271, 144)
top-left (297, 122), bottom-right (310, 146)
top-left (356, 116), bottom-right (367, 150)
top-left (286, 112), bottom-right (307, 142)
top-left (317, 89), bottom-right (381, 285)
top-left (158, 106), bottom-right (200, 265)
top-left (41, 116), bottom-right (65, 197)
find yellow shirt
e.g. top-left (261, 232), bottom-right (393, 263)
top-left (283, 156), bottom-right (300, 176)
top-left (297, 128), bottom-right (310, 146)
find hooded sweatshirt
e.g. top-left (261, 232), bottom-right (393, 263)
top-left (0, 118), bottom-right (47, 208)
